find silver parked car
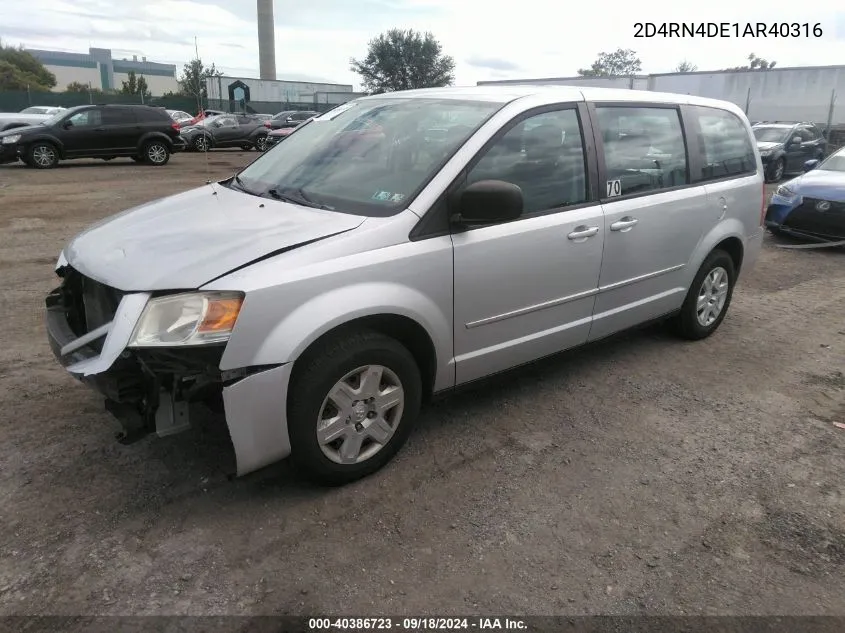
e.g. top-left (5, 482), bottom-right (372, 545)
top-left (46, 86), bottom-right (764, 484)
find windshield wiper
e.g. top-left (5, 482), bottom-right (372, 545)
top-left (266, 187), bottom-right (333, 210)
top-left (229, 174), bottom-right (255, 195)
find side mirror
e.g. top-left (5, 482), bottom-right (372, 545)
top-left (62, 120), bottom-right (73, 129)
top-left (452, 180), bottom-right (523, 226)
top-left (789, 137), bottom-right (802, 146)
top-left (804, 159), bottom-right (819, 172)
top-left (212, 121), bottom-right (223, 128)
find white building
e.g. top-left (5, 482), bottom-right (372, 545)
top-left (27, 47), bottom-right (179, 96)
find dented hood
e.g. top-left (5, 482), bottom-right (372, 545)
top-left (64, 183), bottom-right (365, 291)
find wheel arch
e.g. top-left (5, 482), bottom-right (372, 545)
top-left (290, 313), bottom-right (439, 401)
top-left (136, 131), bottom-right (173, 151)
top-left (688, 220), bottom-right (747, 286)
top-left (217, 282), bottom-right (453, 395)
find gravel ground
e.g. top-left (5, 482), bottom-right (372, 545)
top-left (0, 152), bottom-right (843, 617)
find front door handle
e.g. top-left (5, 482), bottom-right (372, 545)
top-left (567, 225), bottom-right (600, 241)
top-left (610, 217), bottom-right (638, 232)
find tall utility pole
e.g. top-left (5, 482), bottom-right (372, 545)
top-left (257, 0), bottom-right (277, 80)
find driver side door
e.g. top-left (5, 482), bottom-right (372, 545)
top-left (59, 108), bottom-right (104, 156)
top-left (211, 115), bottom-right (241, 146)
top-left (452, 104), bottom-right (605, 384)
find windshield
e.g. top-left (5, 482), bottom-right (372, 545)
top-left (753, 126), bottom-right (790, 143)
top-left (818, 151), bottom-right (845, 173)
top-left (42, 109), bottom-right (74, 126)
top-left (235, 97), bottom-right (502, 216)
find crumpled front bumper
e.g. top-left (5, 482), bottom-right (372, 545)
top-left (45, 270), bottom-right (294, 476)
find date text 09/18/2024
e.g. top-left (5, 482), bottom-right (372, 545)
top-left (634, 22), bottom-right (823, 38)
top-left (308, 617), bottom-right (528, 630)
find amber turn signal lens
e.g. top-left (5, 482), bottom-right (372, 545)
top-left (198, 297), bottom-right (243, 333)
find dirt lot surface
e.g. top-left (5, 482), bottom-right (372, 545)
top-left (0, 152), bottom-right (844, 617)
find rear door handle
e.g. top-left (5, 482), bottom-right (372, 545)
top-left (567, 225), bottom-right (600, 241)
top-left (610, 217), bottom-right (638, 232)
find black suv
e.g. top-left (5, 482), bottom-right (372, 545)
top-left (0, 104), bottom-right (186, 169)
top-left (752, 121), bottom-right (826, 183)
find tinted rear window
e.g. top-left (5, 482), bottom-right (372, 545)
top-left (690, 106), bottom-right (756, 181)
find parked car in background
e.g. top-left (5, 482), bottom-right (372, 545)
top-left (0, 104), bottom-right (185, 168)
top-left (167, 109), bottom-right (194, 127)
top-left (765, 147), bottom-right (845, 241)
top-left (179, 113), bottom-right (269, 152)
top-left (752, 121), bottom-right (826, 183)
top-left (0, 106), bottom-right (68, 132)
top-left (186, 109), bottom-right (226, 127)
top-left (264, 110), bottom-right (320, 131)
top-left (44, 86), bottom-right (764, 485)
top-left (20, 106), bottom-right (67, 116)
top-left (263, 116), bottom-right (319, 148)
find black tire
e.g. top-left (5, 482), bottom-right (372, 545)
top-left (240, 144), bottom-right (252, 151)
top-left (287, 330), bottom-right (422, 485)
top-left (143, 140), bottom-right (170, 166)
top-left (672, 249), bottom-right (736, 340)
top-left (28, 142), bottom-right (59, 169)
top-left (193, 135), bottom-right (210, 152)
top-left (765, 157), bottom-right (784, 183)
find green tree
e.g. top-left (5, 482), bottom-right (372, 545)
top-left (65, 80), bottom-right (103, 94)
top-left (577, 48), bottom-right (642, 77)
top-left (178, 58), bottom-right (221, 100)
top-left (726, 53), bottom-right (776, 71)
top-left (350, 28), bottom-right (455, 94)
top-left (0, 40), bottom-right (56, 91)
top-left (120, 71), bottom-right (151, 98)
top-left (674, 60), bottom-right (698, 72)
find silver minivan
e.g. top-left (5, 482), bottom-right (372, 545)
top-left (46, 86), bottom-right (765, 484)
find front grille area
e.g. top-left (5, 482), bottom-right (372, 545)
top-left (55, 266), bottom-right (125, 341)
top-left (784, 197), bottom-right (845, 238)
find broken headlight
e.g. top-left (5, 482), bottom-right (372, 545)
top-left (128, 291), bottom-right (244, 347)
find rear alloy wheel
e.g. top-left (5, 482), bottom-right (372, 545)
top-left (255, 135), bottom-right (268, 152)
top-left (144, 141), bottom-right (170, 166)
top-left (766, 158), bottom-right (784, 183)
top-left (193, 135), bottom-right (209, 152)
top-left (29, 143), bottom-right (59, 169)
top-left (672, 249), bottom-right (736, 340)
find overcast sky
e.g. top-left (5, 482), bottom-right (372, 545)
top-left (3, 0), bottom-right (844, 88)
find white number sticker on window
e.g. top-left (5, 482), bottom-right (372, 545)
top-left (606, 179), bottom-right (622, 198)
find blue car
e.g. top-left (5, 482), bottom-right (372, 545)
top-left (765, 148), bottom-right (845, 241)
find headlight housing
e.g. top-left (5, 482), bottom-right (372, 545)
top-left (128, 291), bottom-right (244, 347)
top-left (1, 134), bottom-right (21, 144)
top-left (775, 184), bottom-right (797, 198)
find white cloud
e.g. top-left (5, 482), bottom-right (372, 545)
top-left (2, 0), bottom-right (843, 89)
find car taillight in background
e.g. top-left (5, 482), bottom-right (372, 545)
top-left (171, 122), bottom-right (181, 132)
top-left (264, 121), bottom-right (272, 128)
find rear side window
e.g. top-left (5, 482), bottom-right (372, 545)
top-left (103, 109), bottom-right (137, 125)
top-left (689, 106), bottom-right (756, 181)
top-left (596, 106), bottom-right (688, 196)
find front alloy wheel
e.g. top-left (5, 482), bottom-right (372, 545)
top-left (255, 135), bottom-right (268, 151)
top-left (194, 135), bottom-right (209, 152)
top-left (288, 330), bottom-right (422, 485)
top-left (29, 143), bottom-right (58, 169)
top-left (317, 365), bottom-right (404, 465)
